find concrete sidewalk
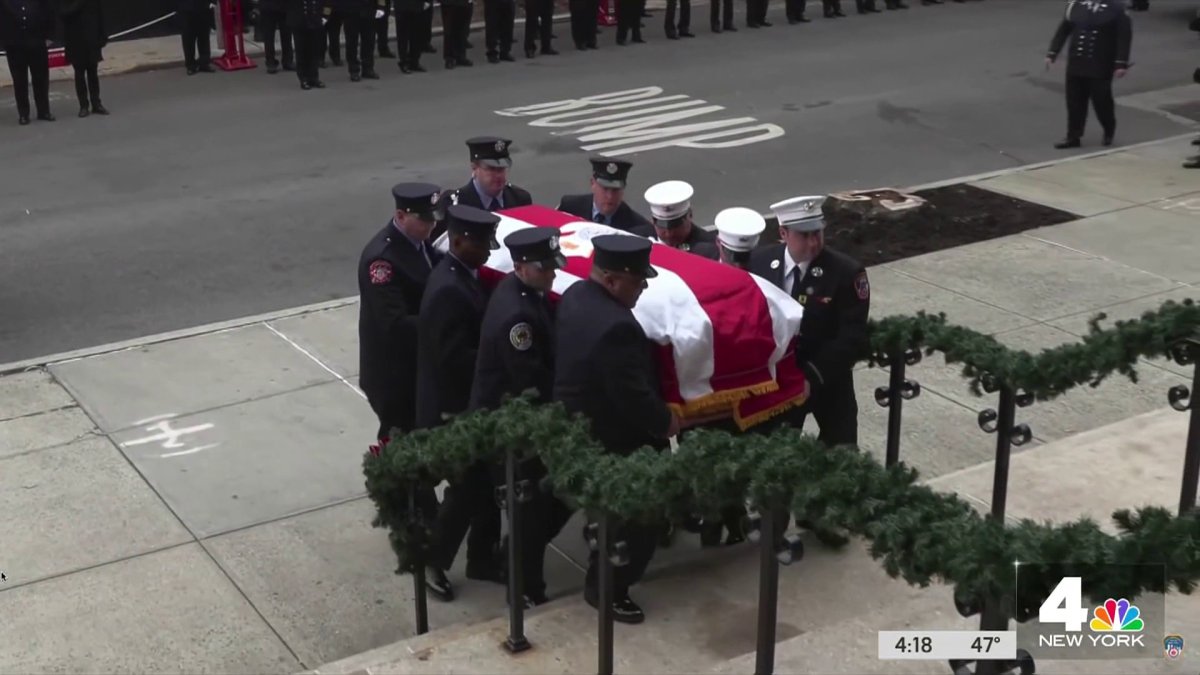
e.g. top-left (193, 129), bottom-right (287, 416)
top-left (1, 135), bottom-right (1197, 673)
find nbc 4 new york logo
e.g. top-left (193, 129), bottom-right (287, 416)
top-left (1038, 577), bottom-right (1146, 648)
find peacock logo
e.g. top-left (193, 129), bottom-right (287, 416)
top-left (1089, 599), bottom-right (1143, 632)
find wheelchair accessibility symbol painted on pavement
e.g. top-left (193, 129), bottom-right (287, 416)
top-left (120, 414), bottom-right (220, 459)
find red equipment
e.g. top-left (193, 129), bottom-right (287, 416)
top-left (597, 0), bottom-right (617, 26)
top-left (213, 0), bottom-right (256, 71)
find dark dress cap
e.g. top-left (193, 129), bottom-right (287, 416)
top-left (466, 136), bottom-right (514, 168)
top-left (592, 234), bottom-right (658, 278)
top-left (504, 227), bottom-right (568, 269)
top-left (590, 157), bottom-right (633, 189)
top-left (446, 204), bottom-right (501, 249)
top-left (392, 182), bottom-right (443, 221)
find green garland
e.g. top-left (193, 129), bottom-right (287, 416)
top-left (364, 298), bottom-right (1200, 618)
top-left (364, 395), bottom-right (1200, 622)
top-left (866, 298), bottom-right (1198, 400)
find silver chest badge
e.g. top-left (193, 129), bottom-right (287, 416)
top-left (812, 266), bottom-right (823, 278)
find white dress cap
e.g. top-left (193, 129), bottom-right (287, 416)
top-left (714, 207), bottom-right (766, 252)
top-left (644, 180), bottom-right (694, 220)
top-left (770, 195), bottom-right (827, 232)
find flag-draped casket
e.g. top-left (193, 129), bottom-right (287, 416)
top-left (436, 205), bottom-right (809, 429)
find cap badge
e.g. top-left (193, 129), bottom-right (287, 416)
top-left (606, 162), bottom-right (618, 174)
top-left (812, 266), bottom-right (823, 277)
top-left (494, 140), bottom-right (506, 153)
top-left (548, 235), bottom-right (559, 251)
top-left (770, 259), bottom-right (780, 270)
top-left (430, 192), bottom-right (439, 205)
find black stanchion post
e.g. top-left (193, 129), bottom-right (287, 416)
top-left (408, 481), bottom-right (430, 635)
top-left (1169, 336), bottom-right (1199, 515)
top-left (967, 380), bottom-right (1034, 675)
top-left (874, 347), bottom-right (923, 468)
top-left (754, 507), bottom-right (779, 675)
top-left (500, 447), bottom-right (532, 653)
top-left (597, 513), bottom-right (615, 675)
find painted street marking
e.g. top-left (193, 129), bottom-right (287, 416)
top-left (121, 414), bottom-right (220, 458)
top-left (1161, 197), bottom-right (1200, 214)
top-left (495, 86), bottom-right (785, 156)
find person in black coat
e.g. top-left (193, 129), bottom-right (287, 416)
top-left (2, 0), bottom-right (56, 125)
top-left (556, 157), bottom-right (652, 233)
top-left (748, 196), bottom-right (869, 448)
top-left (483, 0), bottom-right (516, 63)
top-left (417, 205), bottom-right (506, 601)
top-left (358, 182), bottom-right (445, 439)
top-left (633, 180), bottom-right (717, 256)
top-left (58, 0), bottom-right (107, 116)
top-left (258, 0), bottom-right (294, 74)
top-left (522, 0), bottom-right (557, 57)
top-left (286, 0), bottom-right (325, 88)
top-left (440, 0), bottom-right (472, 68)
top-left (553, 235), bottom-right (681, 624)
top-left (177, 0), bottom-right (215, 74)
top-left (433, 136), bottom-right (534, 241)
top-left (1045, 0), bottom-right (1132, 149)
top-left (471, 228), bottom-right (573, 607)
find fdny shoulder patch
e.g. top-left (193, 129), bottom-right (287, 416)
top-left (854, 271), bottom-right (870, 301)
top-left (369, 260), bottom-right (393, 285)
top-left (509, 322), bottom-right (533, 351)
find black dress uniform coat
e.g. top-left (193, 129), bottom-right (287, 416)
top-left (58, 0), bottom-right (106, 65)
top-left (286, 0), bottom-right (324, 28)
top-left (470, 273), bottom-right (555, 411)
top-left (553, 278), bottom-right (671, 599)
top-left (415, 253), bottom-right (490, 429)
top-left (357, 220), bottom-right (441, 438)
top-left (748, 244), bottom-right (870, 446)
top-left (432, 179), bottom-right (534, 241)
top-left (1048, 0), bottom-right (1131, 80)
top-left (556, 194), bottom-right (652, 233)
top-left (630, 222), bottom-right (717, 254)
top-left (1, 0), bottom-right (55, 48)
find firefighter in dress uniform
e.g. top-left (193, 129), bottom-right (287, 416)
top-left (357, 182), bottom-right (444, 564)
top-left (1045, 0), bottom-right (1132, 149)
top-left (556, 157), bottom-right (652, 233)
top-left (748, 195), bottom-right (870, 547)
top-left (632, 180), bottom-right (717, 257)
top-left (553, 234), bottom-right (682, 624)
top-left (471, 227), bottom-right (575, 607)
top-left (338, 0), bottom-right (387, 81)
top-left (433, 136), bottom-right (535, 241)
top-left (287, 0), bottom-right (326, 89)
top-left (417, 205), bottom-right (507, 601)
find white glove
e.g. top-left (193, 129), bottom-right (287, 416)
top-left (321, 17), bottom-right (327, 25)
top-left (423, 2), bottom-right (432, 8)
top-left (376, 9), bottom-right (385, 17)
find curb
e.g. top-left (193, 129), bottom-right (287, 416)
top-left (0, 12), bottom-right (575, 88)
top-left (2, 134), bottom-right (1196, 376)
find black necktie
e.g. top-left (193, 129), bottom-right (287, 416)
top-left (593, 213), bottom-right (606, 224)
top-left (487, 199), bottom-right (499, 212)
top-left (421, 242), bottom-right (433, 269)
top-left (790, 267), bottom-right (803, 300)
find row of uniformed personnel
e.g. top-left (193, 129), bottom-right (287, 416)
top-left (357, 134), bottom-right (869, 623)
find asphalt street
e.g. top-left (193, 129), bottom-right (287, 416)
top-left (1, 0), bottom-right (1197, 363)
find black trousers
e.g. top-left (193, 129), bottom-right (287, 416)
top-left (584, 519), bottom-right (659, 599)
top-left (484, 0), bottom-right (516, 57)
top-left (711, 0), bottom-right (733, 27)
top-left (616, 0), bottom-right (644, 39)
top-left (822, 0), bottom-right (842, 14)
top-left (492, 458), bottom-right (575, 596)
top-left (854, 0), bottom-right (875, 11)
top-left (423, 5), bottom-right (435, 48)
top-left (344, 14), bottom-right (377, 74)
top-left (524, 0), bottom-right (555, 50)
top-left (665, 0), bottom-right (690, 32)
top-left (441, 4), bottom-right (472, 61)
top-left (784, 0), bottom-right (804, 19)
top-left (746, 0), bottom-right (768, 24)
top-left (5, 45), bottom-right (50, 118)
top-left (432, 461), bottom-right (502, 571)
top-left (180, 9), bottom-right (213, 68)
top-left (293, 24), bottom-right (324, 83)
top-left (260, 8), bottom-right (293, 67)
top-left (322, 13), bottom-right (345, 61)
top-left (72, 63), bottom-right (101, 107)
top-left (1065, 74), bottom-right (1116, 141)
top-left (395, 7), bottom-right (426, 66)
top-left (569, 0), bottom-right (598, 47)
top-left (799, 375), bottom-right (858, 447)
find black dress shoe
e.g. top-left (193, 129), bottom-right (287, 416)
top-left (1183, 156), bottom-right (1200, 169)
top-left (380, 49), bottom-right (396, 57)
top-left (312, 80), bottom-right (326, 88)
top-left (488, 53), bottom-right (500, 63)
top-left (759, 19), bottom-right (773, 25)
top-left (1054, 138), bottom-right (1080, 149)
top-left (445, 58), bottom-right (457, 69)
top-left (283, 62), bottom-right (296, 71)
top-left (426, 566), bottom-right (455, 601)
top-left (410, 63), bottom-right (426, 72)
top-left (525, 47), bottom-right (536, 57)
top-left (456, 57), bottom-right (474, 66)
top-left (711, 23), bottom-right (722, 32)
top-left (267, 63), bottom-right (280, 74)
top-left (723, 23), bottom-right (737, 29)
top-left (36, 112), bottom-right (55, 121)
top-left (1102, 133), bottom-right (1114, 146)
top-left (499, 52), bottom-right (515, 61)
top-left (301, 81), bottom-right (312, 90)
top-left (363, 70), bottom-right (380, 79)
top-left (198, 64), bottom-right (216, 73)
top-left (79, 106), bottom-right (90, 118)
top-left (351, 72), bottom-right (362, 81)
top-left (1191, 137), bottom-right (1200, 146)
top-left (187, 67), bottom-right (198, 75)
top-left (541, 46), bottom-right (559, 54)
top-left (584, 589), bottom-right (646, 624)
top-left (631, 36), bottom-right (645, 42)
top-left (465, 564), bottom-right (508, 584)
top-left (679, 30), bottom-right (695, 36)
top-left (666, 31), bottom-right (678, 39)
top-left (18, 115), bottom-right (30, 125)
